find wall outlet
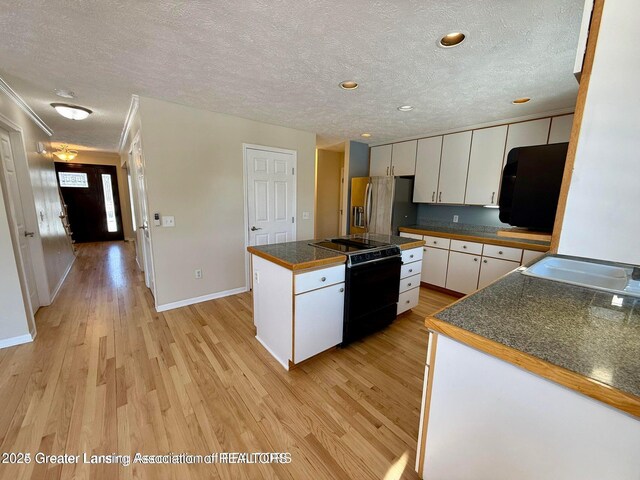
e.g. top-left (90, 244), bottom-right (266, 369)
top-left (195, 269), bottom-right (202, 279)
top-left (162, 215), bottom-right (175, 227)
top-left (302, 212), bottom-right (310, 220)
top-left (453, 215), bottom-right (459, 223)
top-left (254, 271), bottom-right (260, 284)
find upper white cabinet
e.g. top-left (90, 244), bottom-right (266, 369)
top-left (548, 115), bottom-right (574, 144)
top-left (414, 136), bottom-right (443, 203)
top-left (503, 118), bottom-right (551, 165)
top-left (438, 131), bottom-right (472, 204)
top-left (465, 125), bottom-right (508, 206)
top-left (391, 140), bottom-right (418, 176)
top-left (370, 144), bottom-right (392, 176)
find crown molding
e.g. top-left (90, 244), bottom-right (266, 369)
top-left (118, 94), bottom-right (139, 153)
top-left (0, 76), bottom-right (53, 136)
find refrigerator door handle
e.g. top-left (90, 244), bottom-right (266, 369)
top-left (364, 182), bottom-right (372, 232)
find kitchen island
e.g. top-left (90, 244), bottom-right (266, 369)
top-left (247, 234), bottom-right (424, 369)
top-left (415, 261), bottom-right (640, 479)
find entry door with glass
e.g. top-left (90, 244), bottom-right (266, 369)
top-left (55, 163), bottom-right (124, 242)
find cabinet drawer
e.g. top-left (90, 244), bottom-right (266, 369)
top-left (522, 249), bottom-right (546, 265)
top-left (424, 235), bottom-right (451, 250)
top-left (397, 286), bottom-right (420, 314)
top-left (400, 232), bottom-right (423, 240)
top-left (450, 239), bottom-right (483, 255)
top-left (482, 244), bottom-right (523, 262)
top-left (400, 273), bottom-right (421, 293)
top-left (295, 264), bottom-right (345, 294)
top-left (402, 247), bottom-right (424, 264)
top-left (401, 261), bottom-right (422, 279)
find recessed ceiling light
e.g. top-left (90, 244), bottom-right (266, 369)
top-left (397, 105), bottom-right (414, 112)
top-left (339, 81), bottom-right (358, 90)
top-left (54, 89), bottom-right (76, 99)
top-left (512, 97), bottom-right (531, 104)
top-left (50, 103), bottom-right (93, 120)
top-left (439, 32), bottom-right (466, 48)
top-left (361, 133), bottom-right (371, 138)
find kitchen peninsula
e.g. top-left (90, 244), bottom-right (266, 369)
top-left (247, 234), bottom-right (424, 369)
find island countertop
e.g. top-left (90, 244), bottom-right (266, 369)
top-left (247, 233), bottom-right (425, 271)
top-left (426, 268), bottom-right (640, 418)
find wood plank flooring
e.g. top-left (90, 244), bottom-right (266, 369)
top-left (0, 242), bottom-right (455, 480)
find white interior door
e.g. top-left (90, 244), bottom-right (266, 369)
top-left (0, 129), bottom-right (38, 315)
top-left (132, 135), bottom-right (155, 296)
top-left (246, 146), bottom-right (296, 246)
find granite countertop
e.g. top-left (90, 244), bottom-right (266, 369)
top-left (401, 222), bottom-right (551, 249)
top-left (248, 234), bottom-right (423, 271)
top-left (431, 268), bottom-right (640, 413)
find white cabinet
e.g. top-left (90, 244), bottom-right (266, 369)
top-left (482, 244), bottom-right (523, 262)
top-left (549, 115), bottom-right (574, 144)
top-left (465, 125), bottom-right (508, 205)
top-left (414, 136), bottom-right (443, 203)
top-left (421, 246), bottom-right (449, 288)
top-left (503, 118), bottom-right (551, 165)
top-left (294, 282), bottom-right (345, 363)
top-left (400, 232), bottom-right (423, 240)
top-left (370, 144), bottom-right (392, 176)
top-left (445, 251), bottom-right (481, 294)
top-left (438, 131), bottom-right (472, 204)
top-left (522, 249), bottom-right (545, 265)
top-left (477, 257), bottom-right (520, 290)
top-left (391, 140), bottom-right (418, 176)
top-left (399, 247), bottom-right (423, 314)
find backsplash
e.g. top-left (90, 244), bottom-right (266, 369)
top-left (417, 204), bottom-right (510, 228)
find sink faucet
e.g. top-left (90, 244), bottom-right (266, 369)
top-left (633, 267), bottom-right (640, 281)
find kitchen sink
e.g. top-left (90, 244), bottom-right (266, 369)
top-left (522, 256), bottom-right (640, 298)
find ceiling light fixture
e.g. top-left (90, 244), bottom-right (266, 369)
top-left (512, 97), bottom-right (531, 104)
top-left (439, 32), bottom-right (466, 48)
top-left (53, 144), bottom-right (78, 161)
top-left (397, 105), bottom-right (414, 112)
top-left (50, 103), bottom-right (92, 120)
top-left (361, 133), bottom-right (371, 138)
top-left (339, 81), bottom-right (359, 90)
top-left (54, 89), bottom-right (76, 99)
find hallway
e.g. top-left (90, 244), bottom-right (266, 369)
top-left (0, 242), bottom-right (455, 480)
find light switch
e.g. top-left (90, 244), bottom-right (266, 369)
top-left (162, 216), bottom-right (175, 227)
top-left (302, 212), bottom-right (310, 220)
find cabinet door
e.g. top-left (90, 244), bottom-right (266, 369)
top-left (521, 249), bottom-right (545, 266)
top-left (391, 140), bottom-right (417, 176)
top-left (421, 246), bottom-right (449, 288)
top-left (370, 145), bottom-right (392, 176)
top-left (478, 257), bottom-right (519, 290)
top-left (465, 125), bottom-right (508, 205)
top-left (294, 283), bottom-right (345, 363)
top-left (548, 115), bottom-right (574, 144)
top-left (414, 136), bottom-right (442, 203)
top-left (438, 131), bottom-right (472, 204)
top-left (445, 251), bottom-right (480, 294)
top-left (503, 118), bottom-right (551, 165)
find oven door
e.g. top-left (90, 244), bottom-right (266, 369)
top-left (343, 256), bottom-right (401, 344)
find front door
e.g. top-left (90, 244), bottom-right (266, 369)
top-left (55, 163), bottom-right (124, 243)
top-left (0, 129), bottom-right (39, 314)
top-left (245, 146), bottom-right (296, 246)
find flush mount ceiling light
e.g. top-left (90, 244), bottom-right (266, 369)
top-left (397, 105), bottom-right (414, 112)
top-left (361, 133), bottom-right (372, 138)
top-left (53, 144), bottom-right (78, 161)
top-left (439, 32), bottom-right (466, 48)
top-left (512, 97), bottom-right (531, 104)
top-left (50, 103), bottom-right (92, 120)
top-left (54, 89), bottom-right (76, 99)
top-left (339, 80), bottom-right (359, 90)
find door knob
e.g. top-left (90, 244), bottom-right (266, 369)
top-left (250, 226), bottom-right (262, 231)
top-left (24, 231), bottom-right (35, 238)
top-left (138, 225), bottom-right (147, 230)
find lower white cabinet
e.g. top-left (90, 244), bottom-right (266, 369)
top-left (294, 282), bottom-right (345, 363)
top-left (399, 247), bottom-right (423, 314)
top-left (522, 249), bottom-right (545, 265)
top-left (477, 257), bottom-right (520, 290)
top-left (445, 251), bottom-right (481, 294)
top-left (421, 246), bottom-right (449, 288)
top-left (398, 287), bottom-right (420, 313)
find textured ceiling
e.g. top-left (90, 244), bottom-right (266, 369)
top-left (0, 0), bottom-right (582, 151)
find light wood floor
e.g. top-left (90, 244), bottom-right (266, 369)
top-left (0, 242), bottom-right (456, 480)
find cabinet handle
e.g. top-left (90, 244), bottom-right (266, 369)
top-left (423, 248), bottom-right (426, 252)
top-left (483, 259), bottom-right (488, 263)
top-left (439, 192), bottom-right (442, 202)
top-left (392, 165), bottom-right (395, 175)
top-left (406, 300), bottom-right (410, 304)
top-left (386, 166), bottom-right (389, 176)
top-left (408, 283), bottom-right (412, 287)
top-left (433, 241), bottom-right (437, 245)
top-left (491, 192), bottom-right (495, 204)
top-left (498, 251), bottom-right (503, 255)
top-left (474, 258), bottom-right (478, 262)
top-left (463, 245), bottom-right (467, 249)
top-left (409, 269), bottom-right (413, 273)
top-left (321, 277), bottom-right (326, 282)
top-left (339, 287), bottom-right (344, 292)
top-left (409, 254), bottom-right (414, 258)
top-left (431, 191), bottom-right (435, 202)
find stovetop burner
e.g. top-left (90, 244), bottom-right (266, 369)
top-left (310, 237), bottom-right (400, 266)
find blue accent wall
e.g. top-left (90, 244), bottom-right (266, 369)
top-left (417, 204), bottom-right (510, 227)
top-left (346, 141), bottom-right (369, 230)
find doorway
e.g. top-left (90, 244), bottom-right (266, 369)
top-left (55, 162), bottom-right (124, 243)
top-left (315, 148), bottom-right (344, 239)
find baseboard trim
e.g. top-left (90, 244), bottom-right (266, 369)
top-left (49, 255), bottom-right (76, 304)
top-left (255, 336), bottom-right (290, 370)
top-left (0, 332), bottom-right (34, 349)
top-left (155, 286), bottom-right (248, 312)
top-left (420, 282), bottom-right (465, 298)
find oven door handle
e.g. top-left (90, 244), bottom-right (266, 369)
top-left (348, 254), bottom-right (401, 268)
top-left (364, 182), bottom-right (372, 232)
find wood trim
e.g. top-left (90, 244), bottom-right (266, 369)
top-left (399, 226), bottom-right (550, 252)
top-left (496, 229), bottom-right (552, 242)
top-left (424, 316), bottom-right (640, 419)
top-left (420, 283), bottom-right (465, 299)
top-left (399, 240), bottom-right (426, 250)
top-left (247, 246), bottom-right (346, 271)
top-left (551, 0), bottom-right (604, 253)
top-left (417, 332), bottom-right (438, 477)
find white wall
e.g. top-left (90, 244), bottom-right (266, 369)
top-left (558, 0), bottom-right (640, 265)
top-left (137, 96), bottom-right (316, 308)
